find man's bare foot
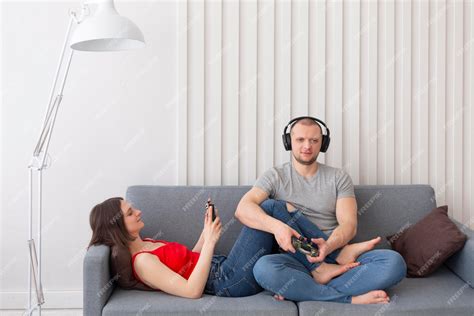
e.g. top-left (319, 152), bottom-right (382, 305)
top-left (351, 290), bottom-right (390, 304)
top-left (273, 294), bottom-right (285, 301)
top-left (311, 262), bottom-right (360, 285)
top-left (336, 237), bottom-right (382, 265)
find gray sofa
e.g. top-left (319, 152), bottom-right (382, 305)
top-left (84, 185), bottom-right (474, 315)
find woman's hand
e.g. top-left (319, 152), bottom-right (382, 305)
top-left (202, 205), bottom-right (222, 246)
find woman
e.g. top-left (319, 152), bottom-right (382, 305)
top-left (88, 197), bottom-right (378, 300)
top-left (89, 197), bottom-right (276, 298)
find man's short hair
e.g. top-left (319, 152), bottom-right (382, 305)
top-left (290, 118), bottom-right (322, 135)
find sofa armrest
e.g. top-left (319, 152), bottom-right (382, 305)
top-left (444, 220), bottom-right (474, 288)
top-left (83, 245), bottom-right (114, 316)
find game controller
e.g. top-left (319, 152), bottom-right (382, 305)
top-left (291, 236), bottom-right (319, 257)
top-left (205, 198), bottom-right (216, 221)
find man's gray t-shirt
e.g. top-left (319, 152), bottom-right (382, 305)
top-left (254, 162), bottom-right (355, 235)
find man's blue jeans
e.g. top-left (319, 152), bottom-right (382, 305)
top-left (253, 199), bottom-right (407, 303)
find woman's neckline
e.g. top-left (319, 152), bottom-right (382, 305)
top-left (131, 239), bottom-right (167, 256)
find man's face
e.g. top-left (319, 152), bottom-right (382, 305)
top-left (290, 122), bottom-right (322, 166)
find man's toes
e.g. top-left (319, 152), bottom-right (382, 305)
top-left (345, 262), bottom-right (360, 270)
top-left (273, 294), bottom-right (285, 301)
top-left (376, 290), bottom-right (388, 298)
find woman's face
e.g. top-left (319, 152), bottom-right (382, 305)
top-left (120, 200), bottom-right (144, 236)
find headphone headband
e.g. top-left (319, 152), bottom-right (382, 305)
top-left (283, 116), bottom-right (330, 137)
top-left (282, 116), bottom-right (331, 152)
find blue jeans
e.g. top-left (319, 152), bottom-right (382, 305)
top-left (204, 225), bottom-right (277, 297)
top-left (204, 199), bottom-right (331, 297)
top-left (253, 199), bottom-right (407, 303)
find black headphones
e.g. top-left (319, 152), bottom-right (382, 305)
top-left (282, 116), bottom-right (331, 152)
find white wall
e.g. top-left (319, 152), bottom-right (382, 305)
top-left (1, 0), bottom-right (178, 309)
top-left (1, 0), bottom-right (473, 310)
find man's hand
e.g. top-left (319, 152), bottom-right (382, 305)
top-left (305, 238), bottom-right (329, 263)
top-left (273, 222), bottom-right (301, 253)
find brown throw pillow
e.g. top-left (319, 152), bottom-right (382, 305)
top-left (110, 245), bottom-right (154, 291)
top-left (387, 205), bottom-right (467, 277)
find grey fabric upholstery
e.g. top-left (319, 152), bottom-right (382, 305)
top-left (445, 219), bottom-right (474, 287)
top-left (298, 266), bottom-right (474, 316)
top-left (82, 184), bottom-right (474, 316)
top-left (102, 289), bottom-right (297, 316)
top-left (83, 245), bottom-right (114, 316)
top-left (351, 185), bottom-right (436, 244)
top-left (126, 185), bottom-right (252, 256)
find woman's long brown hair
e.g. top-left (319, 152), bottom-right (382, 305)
top-left (88, 197), bottom-right (136, 248)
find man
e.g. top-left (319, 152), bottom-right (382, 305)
top-left (235, 116), bottom-right (406, 304)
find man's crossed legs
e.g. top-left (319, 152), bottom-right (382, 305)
top-left (253, 199), bottom-right (407, 304)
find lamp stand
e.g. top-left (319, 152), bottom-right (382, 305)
top-left (25, 1), bottom-right (144, 313)
top-left (26, 7), bottom-right (86, 315)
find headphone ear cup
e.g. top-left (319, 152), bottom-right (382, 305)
top-left (320, 135), bottom-right (330, 153)
top-left (282, 133), bottom-right (292, 151)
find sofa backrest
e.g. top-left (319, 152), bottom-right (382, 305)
top-left (351, 185), bottom-right (436, 243)
top-left (126, 185), bottom-right (436, 255)
top-left (126, 186), bottom-right (251, 256)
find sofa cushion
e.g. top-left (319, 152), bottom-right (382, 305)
top-left (102, 289), bottom-right (298, 316)
top-left (297, 266), bottom-right (474, 316)
top-left (388, 205), bottom-right (467, 277)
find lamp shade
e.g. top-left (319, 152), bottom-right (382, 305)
top-left (70, 0), bottom-right (145, 51)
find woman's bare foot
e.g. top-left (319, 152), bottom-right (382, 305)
top-left (336, 237), bottom-right (382, 265)
top-left (351, 290), bottom-right (390, 304)
top-left (311, 262), bottom-right (360, 285)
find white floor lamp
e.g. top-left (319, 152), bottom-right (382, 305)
top-left (27, 1), bottom-right (144, 314)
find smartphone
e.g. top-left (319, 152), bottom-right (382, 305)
top-left (205, 198), bottom-right (216, 221)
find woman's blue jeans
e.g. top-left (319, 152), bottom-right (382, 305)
top-left (252, 199), bottom-right (407, 303)
top-left (204, 222), bottom-right (277, 297)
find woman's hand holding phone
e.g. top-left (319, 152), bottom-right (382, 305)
top-left (203, 198), bottom-right (221, 246)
